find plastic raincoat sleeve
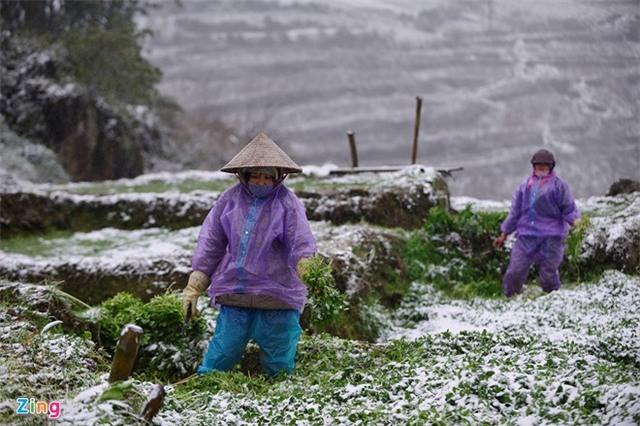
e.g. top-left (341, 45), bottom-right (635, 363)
top-left (192, 195), bottom-right (229, 277)
top-left (284, 194), bottom-right (316, 266)
top-left (557, 181), bottom-right (581, 226)
top-left (501, 181), bottom-right (525, 235)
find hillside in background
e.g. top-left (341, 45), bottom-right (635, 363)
top-left (137, 0), bottom-right (639, 200)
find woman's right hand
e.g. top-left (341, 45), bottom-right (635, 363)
top-left (492, 233), bottom-right (507, 248)
top-left (182, 271), bottom-right (211, 319)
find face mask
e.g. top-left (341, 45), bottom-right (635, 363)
top-left (248, 183), bottom-right (274, 198)
top-left (534, 169), bottom-right (549, 178)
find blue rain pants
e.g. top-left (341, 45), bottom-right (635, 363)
top-left (197, 305), bottom-right (302, 378)
top-left (502, 236), bottom-right (565, 297)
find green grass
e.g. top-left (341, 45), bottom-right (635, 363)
top-left (404, 206), bottom-right (509, 299)
top-left (562, 215), bottom-right (599, 282)
top-left (46, 180), bottom-right (233, 195)
top-left (0, 227), bottom-right (195, 257)
top-left (288, 177), bottom-right (376, 193)
top-left (0, 230), bottom-right (78, 256)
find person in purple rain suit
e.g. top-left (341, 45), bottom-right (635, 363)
top-left (493, 149), bottom-right (580, 297)
top-left (182, 132), bottom-right (316, 377)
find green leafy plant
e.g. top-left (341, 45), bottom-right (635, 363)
top-left (404, 206), bottom-right (509, 298)
top-left (96, 291), bottom-right (208, 382)
top-left (563, 216), bottom-right (599, 282)
top-left (302, 254), bottom-right (349, 328)
top-left (97, 292), bottom-right (144, 347)
top-left (136, 293), bottom-right (188, 344)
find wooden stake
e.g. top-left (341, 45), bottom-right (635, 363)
top-left (347, 131), bottom-right (358, 168)
top-left (108, 324), bottom-right (143, 383)
top-left (141, 384), bottom-right (166, 422)
top-left (411, 96), bottom-right (423, 164)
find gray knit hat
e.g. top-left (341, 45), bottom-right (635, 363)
top-left (220, 132), bottom-right (302, 174)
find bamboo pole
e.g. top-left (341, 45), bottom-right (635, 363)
top-left (411, 96), bottom-right (423, 164)
top-left (108, 324), bottom-right (143, 383)
top-left (347, 131), bottom-right (358, 168)
top-left (141, 384), bottom-right (166, 422)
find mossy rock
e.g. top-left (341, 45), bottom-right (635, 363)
top-left (300, 175), bottom-right (449, 229)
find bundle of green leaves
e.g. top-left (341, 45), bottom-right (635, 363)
top-left (301, 254), bottom-right (349, 328)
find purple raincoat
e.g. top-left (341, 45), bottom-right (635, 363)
top-left (501, 171), bottom-right (580, 239)
top-left (192, 182), bottom-right (316, 313)
top-left (500, 170), bottom-right (580, 296)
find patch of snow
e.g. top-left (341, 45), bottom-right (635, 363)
top-left (41, 320), bottom-right (63, 334)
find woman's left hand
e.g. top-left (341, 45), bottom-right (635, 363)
top-left (493, 233), bottom-right (507, 248)
top-left (296, 258), bottom-right (311, 282)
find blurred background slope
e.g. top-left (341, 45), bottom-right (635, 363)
top-left (137, 0), bottom-right (640, 199)
top-left (2, 0), bottom-right (638, 199)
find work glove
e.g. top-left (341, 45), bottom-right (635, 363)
top-left (182, 270), bottom-right (211, 319)
top-left (573, 218), bottom-right (582, 228)
top-left (492, 233), bottom-right (507, 249)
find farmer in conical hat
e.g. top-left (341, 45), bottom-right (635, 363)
top-left (182, 132), bottom-right (316, 377)
top-left (493, 149), bottom-right (580, 297)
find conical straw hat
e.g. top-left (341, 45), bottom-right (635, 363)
top-left (220, 132), bottom-right (302, 174)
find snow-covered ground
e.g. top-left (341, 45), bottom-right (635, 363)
top-left (4, 270), bottom-right (637, 425)
top-left (1, 170), bottom-right (638, 425)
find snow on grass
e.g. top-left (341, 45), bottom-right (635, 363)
top-left (580, 194), bottom-right (640, 262)
top-left (34, 170), bottom-right (234, 193)
top-left (451, 196), bottom-right (511, 212)
top-left (3, 270), bottom-right (635, 425)
top-left (382, 271), bottom-right (640, 366)
top-left (146, 271), bottom-right (638, 426)
top-left (0, 226), bottom-right (198, 281)
top-left (0, 316), bottom-right (105, 418)
top-left (1, 170), bottom-right (638, 424)
top-left (328, 164), bottom-right (442, 184)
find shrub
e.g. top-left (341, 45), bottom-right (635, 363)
top-left (404, 206), bottom-right (509, 298)
top-left (96, 291), bottom-right (208, 382)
